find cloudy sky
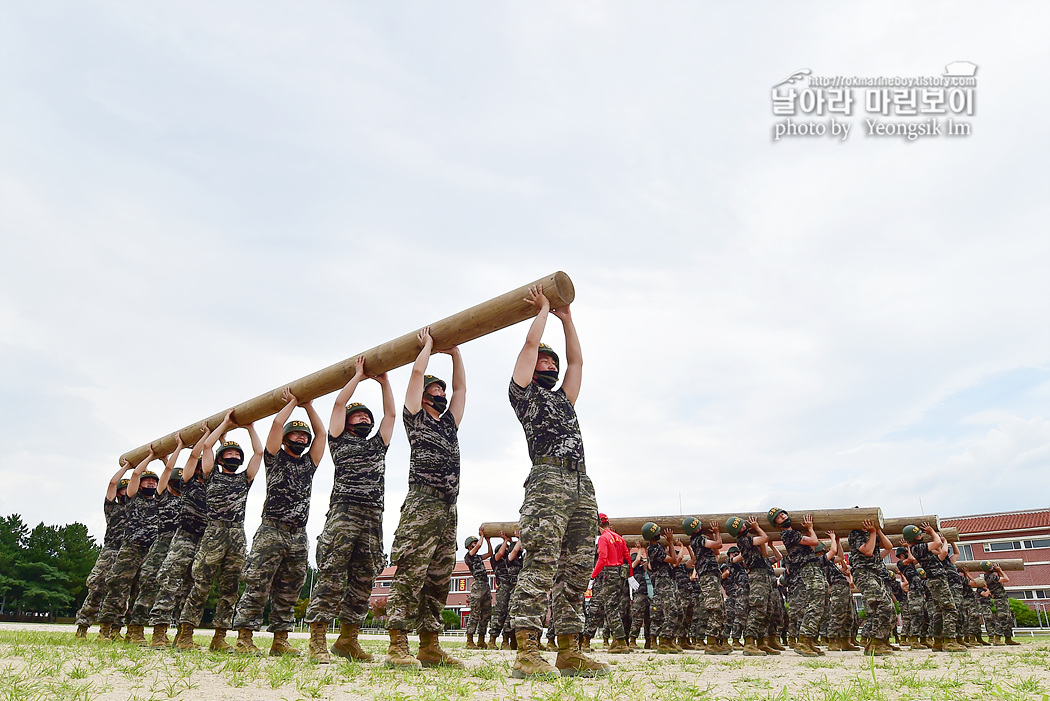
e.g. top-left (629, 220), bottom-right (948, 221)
top-left (2, 2), bottom-right (1048, 559)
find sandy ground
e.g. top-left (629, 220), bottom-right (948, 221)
top-left (2, 624), bottom-right (1048, 700)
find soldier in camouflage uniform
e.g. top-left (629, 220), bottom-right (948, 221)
top-left (958, 566), bottom-right (983, 645)
top-left (589, 514), bottom-right (631, 653)
top-left (722, 548), bottom-right (749, 648)
top-left (177, 412), bottom-right (262, 652)
top-left (581, 546), bottom-right (605, 650)
top-left (784, 562), bottom-right (803, 644)
top-left (149, 428), bottom-right (213, 648)
top-left (683, 517), bottom-right (729, 654)
top-left (231, 389), bottom-right (325, 657)
top-left (125, 443), bottom-right (185, 645)
top-left (98, 450), bottom-right (162, 640)
top-left (384, 327), bottom-right (465, 670)
top-left (305, 357), bottom-right (395, 663)
top-left (505, 287), bottom-right (607, 679)
top-left (726, 516), bottom-right (775, 656)
top-left (75, 463), bottom-right (133, 638)
top-left (902, 523), bottom-right (966, 651)
top-left (464, 533), bottom-right (493, 649)
top-left (489, 532), bottom-right (522, 649)
top-left (847, 521), bottom-right (896, 655)
top-left (672, 554), bottom-right (695, 650)
top-left (629, 544), bottom-right (651, 648)
top-left (823, 533), bottom-right (858, 650)
top-left (769, 509), bottom-right (824, 657)
top-left (644, 524), bottom-right (682, 653)
top-left (943, 550), bottom-right (968, 648)
top-left (977, 584), bottom-right (994, 642)
top-left (982, 561), bottom-right (1018, 645)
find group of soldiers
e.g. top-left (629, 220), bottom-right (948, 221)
top-left (561, 512), bottom-right (1021, 658)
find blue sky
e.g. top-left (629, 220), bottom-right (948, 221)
top-left (1, 2), bottom-right (1048, 559)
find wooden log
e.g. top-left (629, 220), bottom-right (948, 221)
top-left (882, 515), bottom-right (941, 532)
top-left (481, 507), bottom-right (884, 540)
top-left (887, 558), bottom-right (1024, 573)
top-left (120, 271), bottom-right (576, 466)
top-left (836, 527), bottom-right (960, 552)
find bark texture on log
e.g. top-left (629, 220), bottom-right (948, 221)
top-left (887, 558), bottom-right (1023, 572)
top-left (120, 272), bottom-right (575, 466)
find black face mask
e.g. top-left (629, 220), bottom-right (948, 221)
top-left (140, 487), bottom-right (157, 498)
top-left (117, 493), bottom-right (128, 505)
top-left (780, 517), bottom-right (792, 528)
top-left (220, 456), bottom-right (243, 469)
top-left (426, 395), bottom-right (448, 413)
top-left (285, 441), bottom-right (308, 456)
top-left (347, 422), bottom-right (372, 438)
top-left (533, 369), bottom-right (559, 390)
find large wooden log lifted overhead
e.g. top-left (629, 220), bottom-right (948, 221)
top-left (887, 558), bottom-right (1024, 573)
top-left (480, 507), bottom-right (884, 540)
top-left (119, 271), bottom-right (576, 466)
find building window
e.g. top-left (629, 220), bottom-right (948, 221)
top-left (985, 539), bottom-right (1050, 552)
top-left (988, 541), bottom-right (1020, 551)
top-left (1025, 538), bottom-right (1050, 549)
top-left (958, 544), bottom-right (974, 560)
top-left (1009, 590), bottom-right (1050, 600)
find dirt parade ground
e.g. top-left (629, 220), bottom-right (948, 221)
top-left (1, 624), bottom-right (1048, 701)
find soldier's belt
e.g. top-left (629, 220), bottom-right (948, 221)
top-left (533, 456), bottom-right (586, 474)
top-left (262, 518), bottom-right (304, 534)
top-left (409, 484), bottom-right (456, 504)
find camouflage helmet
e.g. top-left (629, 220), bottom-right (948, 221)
top-left (464, 535), bottom-right (479, 550)
top-left (141, 470), bottom-right (159, 483)
top-left (641, 522), bottom-right (661, 542)
top-left (917, 567), bottom-right (927, 578)
top-left (980, 561), bottom-right (994, 572)
top-left (217, 441), bottom-right (245, 462)
top-left (283, 420), bottom-right (312, 440)
top-left (117, 478), bottom-right (130, 491)
top-left (537, 343), bottom-right (560, 370)
top-left (345, 402), bottom-right (374, 424)
top-left (902, 525), bottom-right (922, 543)
top-left (682, 517), bottom-right (702, 537)
top-left (725, 516), bottom-right (747, 537)
top-left (895, 547), bottom-right (907, 558)
top-left (423, 375), bottom-right (446, 392)
top-left (767, 507), bottom-right (789, 527)
top-left (168, 468), bottom-right (184, 493)
top-left (727, 545), bottom-right (740, 555)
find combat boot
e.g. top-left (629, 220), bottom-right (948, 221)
top-left (644, 635), bottom-right (653, 649)
top-left (794, 636), bottom-right (819, 658)
top-left (510, 629), bottom-right (557, 678)
top-left (656, 636), bottom-right (676, 653)
top-left (110, 625), bottom-right (123, 641)
top-left (555, 634), bottom-right (610, 677)
top-left (75, 625), bottom-right (89, 639)
top-left (308, 622), bottom-right (331, 664)
top-left (872, 638), bottom-right (894, 656)
top-left (210, 628), bottom-right (233, 653)
top-left (489, 633), bottom-right (500, 649)
top-left (943, 638), bottom-right (967, 652)
top-left (825, 637), bottom-right (844, 651)
top-left (840, 636), bottom-right (861, 651)
top-left (579, 635), bottom-right (593, 652)
top-left (174, 623), bottom-right (199, 651)
top-left (332, 623), bottom-right (373, 661)
top-left (627, 636), bottom-right (637, 649)
top-left (931, 637), bottom-right (944, 652)
top-left (546, 638), bottom-right (558, 651)
top-left (706, 638), bottom-right (731, 655)
top-left (991, 634), bottom-right (1005, 646)
top-left (958, 636), bottom-right (973, 648)
top-left (417, 631), bottom-right (463, 668)
top-left (508, 632), bottom-right (517, 650)
top-left (150, 625), bottom-right (171, 649)
top-left (768, 635), bottom-right (786, 651)
top-left (270, 630), bottom-right (300, 657)
top-left (1005, 636), bottom-right (1020, 646)
top-left (233, 629), bottom-right (262, 656)
top-left (125, 625), bottom-right (147, 646)
top-left (607, 638), bottom-right (631, 654)
top-left (466, 633), bottom-right (478, 649)
top-left (679, 636), bottom-right (695, 650)
top-left (758, 637), bottom-right (780, 655)
top-left (788, 636), bottom-right (797, 649)
top-left (742, 637), bottom-right (767, 656)
top-left (977, 634), bottom-right (991, 646)
top-left (384, 629), bottom-right (422, 669)
top-left (733, 637), bottom-right (744, 650)
top-left (671, 637), bottom-right (683, 652)
top-left (477, 634), bottom-right (488, 650)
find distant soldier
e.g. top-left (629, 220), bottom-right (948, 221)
top-left (958, 566), bottom-right (984, 646)
top-left (896, 546), bottom-right (928, 650)
top-left (464, 531), bottom-right (493, 649)
top-left (628, 542), bottom-right (652, 649)
top-left (901, 524), bottom-right (966, 652)
top-left (769, 509), bottom-right (824, 657)
top-left (589, 513), bottom-right (632, 653)
top-left (305, 357), bottom-right (396, 664)
top-left (725, 516), bottom-right (774, 656)
top-left (97, 450), bottom-right (162, 640)
top-left (977, 583), bottom-right (995, 643)
top-left (671, 545), bottom-right (694, 650)
top-left (149, 428), bottom-right (212, 648)
top-left (722, 547), bottom-right (749, 649)
top-left (683, 517), bottom-right (728, 654)
top-left (821, 532), bottom-right (857, 651)
top-left (384, 327), bottom-right (466, 670)
top-left (75, 463), bottom-right (133, 639)
top-left (981, 561), bottom-right (1018, 645)
top-left (644, 523), bottom-right (682, 653)
top-left (176, 412), bottom-right (263, 652)
top-left (847, 520), bottom-right (895, 655)
top-left (489, 531), bottom-right (522, 650)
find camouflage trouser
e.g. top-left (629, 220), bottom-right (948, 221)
top-left (979, 596), bottom-right (994, 635)
top-left (744, 569), bottom-right (772, 639)
top-left (149, 529), bottom-right (202, 626)
top-left (923, 596), bottom-right (937, 637)
top-left (795, 561), bottom-right (827, 637)
top-left (489, 575), bottom-right (517, 637)
top-left (769, 585), bottom-right (787, 638)
top-left (677, 587), bottom-right (695, 639)
top-left (179, 522), bottom-right (246, 629)
top-left (853, 568), bottom-right (894, 639)
top-left (787, 586), bottom-right (803, 637)
top-left (925, 576), bottom-right (957, 638)
top-left (826, 580), bottom-right (851, 638)
top-left (386, 489), bottom-right (457, 633)
top-left (690, 571), bottom-right (726, 639)
top-left (75, 542), bottom-right (122, 626)
top-left (724, 587), bottom-right (748, 639)
top-left (595, 567), bottom-right (629, 640)
top-left (305, 504), bottom-right (382, 625)
top-left (629, 590), bottom-right (650, 639)
top-left (128, 532), bottom-right (175, 626)
top-left (583, 584), bottom-right (605, 638)
top-left (98, 543), bottom-right (150, 625)
top-left (466, 582), bottom-right (492, 637)
top-left (507, 464), bottom-right (599, 635)
top-left (992, 595), bottom-right (1012, 637)
top-left (951, 584), bottom-right (965, 636)
top-left (232, 522), bottom-right (309, 632)
top-left (649, 573), bottom-right (680, 639)
top-left (960, 592), bottom-right (979, 636)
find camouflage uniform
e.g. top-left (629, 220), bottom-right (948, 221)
top-left (820, 555), bottom-right (850, 639)
top-left (179, 469), bottom-right (251, 628)
top-left (911, 541), bottom-right (956, 639)
top-left (977, 588), bottom-right (994, 636)
top-left (506, 380), bottom-right (598, 635)
top-left (386, 406), bottom-right (460, 633)
top-left (99, 491), bottom-right (158, 625)
top-left (232, 449), bottom-right (318, 632)
top-left (672, 564), bottom-right (694, 639)
top-left (583, 581), bottom-right (605, 638)
top-left (922, 580), bottom-right (937, 638)
top-left (488, 543), bottom-right (519, 638)
top-left (75, 497), bottom-right (127, 627)
top-left (899, 561), bottom-right (925, 640)
top-left (985, 570), bottom-right (1012, 638)
top-left (723, 562), bottom-right (749, 640)
top-left (593, 565), bottom-right (629, 641)
top-left (784, 566), bottom-right (802, 638)
top-left (781, 528), bottom-right (826, 638)
top-left (847, 530), bottom-right (894, 639)
top-left (690, 534), bottom-right (726, 641)
top-left (629, 569), bottom-right (651, 640)
top-left (149, 475), bottom-right (208, 626)
top-left (769, 574), bottom-right (788, 640)
top-left (647, 540), bottom-right (680, 639)
top-left (128, 490), bottom-right (181, 625)
top-left (305, 429), bottom-right (387, 626)
top-left (738, 534), bottom-right (773, 639)
top-left (959, 582), bottom-right (979, 637)
top-left (465, 550), bottom-right (492, 638)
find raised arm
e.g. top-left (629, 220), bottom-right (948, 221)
top-left (127, 448), bottom-right (156, 497)
top-left (552, 304), bottom-right (582, 404)
top-left (203, 413), bottom-right (233, 476)
top-left (267, 388), bottom-right (299, 454)
top-left (405, 328), bottom-right (434, 415)
top-left (442, 346), bottom-right (466, 427)
top-left (995, 564), bottom-right (1010, 584)
top-left (302, 399), bottom-right (326, 465)
top-left (747, 518), bottom-right (770, 547)
top-left (330, 356), bottom-right (367, 440)
top-left (826, 530), bottom-right (839, 560)
top-left (858, 521), bottom-right (878, 557)
top-left (508, 539), bottom-right (522, 562)
top-left (244, 423), bottom-right (264, 482)
top-left (799, 514), bottom-right (819, 547)
top-left (704, 522), bottom-right (723, 550)
top-left (106, 459), bottom-right (133, 501)
top-left (512, 285), bottom-right (550, 388)
top-left (158, 434), bottom-right (186, 494)
top-left (183, 423), bottom-right (211, 482)
top-left (876, 528), bottom-right (894, 556)
top-left (922, 522), bottom-right (944, 555)
top-left (377, 371), bottom-right (396, 446)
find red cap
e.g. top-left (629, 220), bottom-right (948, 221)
top-left (598, 513), bottom-right (609, 524)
